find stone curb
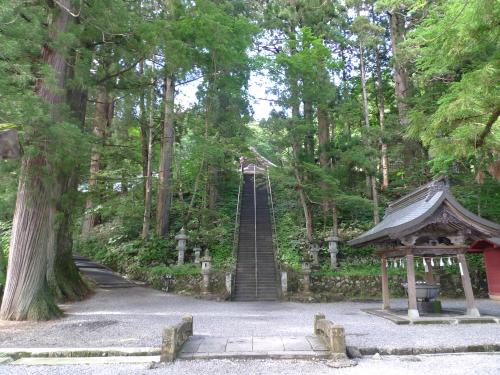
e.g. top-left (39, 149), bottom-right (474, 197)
top-left (350, 344), bottom-right (500, 357)
top-left (10, 356), bottom-right (160, 366)
top-left (0, 347), bottom-right (160, 360)
top-left (177, 351), bottom-right (331, 360)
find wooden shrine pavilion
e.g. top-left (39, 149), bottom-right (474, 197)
top-left (348, 177), bottom-right (500, 318)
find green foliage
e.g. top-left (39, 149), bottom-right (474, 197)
top-left (407, 0), bottom-right (500, 172)
top-left (0, 221), bottom-right (11, 288)
top-left (149, 264), bottom-right (200, 277)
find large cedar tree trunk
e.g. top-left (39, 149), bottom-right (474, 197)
top-left (388, 10), bottom-right (410, 128)
top-left (48, 53), bottom-right (92, 301)
top-left (291, 93), bottom-right (313, 242)
top-left (1, 2), bottom-right (72, 320)
top-left (303, 100), bottom-right (314, 158)
top-left (82, 85), bottom-right (113, 235)
top-left (359, 42), bottom-right (380, 224)
top-left (139, 61), bottom-right (149, 201)
top-left (142, 86), bottom-right (155, 240)
top-left (156, 74), bottom-right (175, 237)
top-left (375, 47), bottom-right (389, 188)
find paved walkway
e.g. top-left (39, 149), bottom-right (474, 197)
top-left (177, 335), bottom-right (329, 359)
top-left (1, 286), bottom-right (499, 351)
top-left (0, 256), bottom-right (498, 354)
top-left (3, 353), bottom-right (500, 375)
top-left (73, 254), bottom-right (135, 289)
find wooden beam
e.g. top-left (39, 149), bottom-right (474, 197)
top-left (381, 256), bottom-right (390, 310)
top-left (457, 253), bottom-right (480, 317)
top-left (378, 245), bottom-right (469, 258)
top-left (406, 254), bottom-right (419, 318)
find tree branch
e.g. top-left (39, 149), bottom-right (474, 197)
top-left (476, 108), bottom-right (500, 148)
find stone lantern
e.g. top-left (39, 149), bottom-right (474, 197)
top-left (325, 231), bottom-right (340, 269)
top-left (175, 228), bottom-right (188, 265)
top-left (309, 243), bottom-right (320, 266)
top-left (201, 250), bottom-right (212, 295)
top-left (193, 245), bottom-right (202, 266)
top-left (301, 261), bottom-right (312, 294)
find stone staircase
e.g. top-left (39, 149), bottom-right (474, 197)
top-left (233, 174), bottom-right (278, 301)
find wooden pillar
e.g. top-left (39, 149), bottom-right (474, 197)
top-left (406, 254), bottom-right (419, 318)
top-left (424, 258), bottom-right (435, 284)
top-left (457, 253), bottom-right (480, 317)
top-left (381, 256), bottom-right (390, 310)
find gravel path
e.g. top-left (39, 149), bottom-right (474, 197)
top-left (0, 286), bottom-right (499, 350)
top-left (1, 353), bottom-right (500, 375)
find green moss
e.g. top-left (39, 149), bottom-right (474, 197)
top-left (26, 289), bottom-right (62, 321)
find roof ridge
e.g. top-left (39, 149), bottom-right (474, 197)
top-left (386, 177), bottom-right (448, 214)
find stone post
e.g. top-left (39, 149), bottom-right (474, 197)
top-left (310, 243), bottom-right (320, 266)
top-left (325, 232), bottom-right (340, 269)
top-left (225, 272), bottom-right (232, 295)
top-left (175, 228), bottom-right (188, 265)
top-left (314, 313), bottom-right (326, 334)
top-left (381, 256), bottom-right (391, 310)
top-left (193, 245), bottom-right (202, 266)
top-left (301, 261), bottom-right (312, 294)
top-left (201, 250), bottom-right (212, 295)
top-left (281, 271), bottom-right (288, 296)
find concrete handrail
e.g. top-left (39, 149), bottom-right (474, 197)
top-left (314, 313), bottom-right (346, 355)
top-left (160, 315), bottom-right (193, 362)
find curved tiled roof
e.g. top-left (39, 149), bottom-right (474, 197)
top-left (348, 178), bottom-right (500, 247)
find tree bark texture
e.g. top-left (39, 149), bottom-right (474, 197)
top-left (388, 10), bottom-right (410, 128)
top-left (1, 157), bottom-right (62, 320)
top-left (359, 44), bottom-right (370, 129)
top-left (49, 49), bottom-right (92, 302)
top-left (185, 159), bottom-right (205, 224)
top-left (82, 85), bottom-right (113, 235)
top-left (1, 1), bottom-right (73, 320)
top-left (138, 61), bottom-right (149, 201)
top-left (371, 175), bottom-right (380, 224)
top-left (317, 106), bottom-right (330, 168)
top-left (318, 105), bottom-right (331, 223)
top-left (290, 81), bottom-right (313, 242)
top-left (303, 100), bottom-right (314, 158)
top-left (207, 165), bottom-right (218, 210)
top-left (375, 47), bottom-right (389, 188)
top-left (294, 169), bottom-right (313, 242)
top-left (156, 74), bottom-right (175, 238)
top-left (142, 86), bottom-right (155, 240)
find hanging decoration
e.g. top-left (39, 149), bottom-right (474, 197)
top-left (439, 257), bottom-right (444, 267)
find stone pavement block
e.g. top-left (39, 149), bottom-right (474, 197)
top-left (180, 336), bottom-right (204, 353)
top-left (12, 356), bottom-right (160, 365)
top-left (226, 337), bottom-right (252, 352)
top-left (197, 337), bottom-right (227, 353)
top-left (282, 336), bottom-right (313, 351)
top-left (267, 350), bottom-right (330, 359)
top-left (253, 336), bottom-right (284, 351)
top-left (306, 335), bottom-right (329, 351)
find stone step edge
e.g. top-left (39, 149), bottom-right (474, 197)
top-left (9, 355), bottom-right (160, 366)
top-left (177, 350), bottom-right (331, 360)
top-left (350, 344), bottom-right (500, 357)
top-left (0, 347), bottom-right (160, 360)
